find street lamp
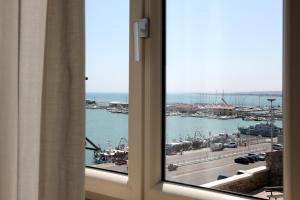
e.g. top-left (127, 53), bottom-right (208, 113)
top-left (267, 98), bottom-right (276, 152)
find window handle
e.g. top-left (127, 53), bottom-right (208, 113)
top-left (133, 18), bottom-right (149, 62)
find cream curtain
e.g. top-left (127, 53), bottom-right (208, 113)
top-left (0, 0), bottom-right (85, 199)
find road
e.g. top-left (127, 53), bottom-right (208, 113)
top-left (166, 156), bottom-right (266, 185)
top-left (91, 142), bottom-right (271, 186)
top-left (166, 142), bottom-right (271, 185)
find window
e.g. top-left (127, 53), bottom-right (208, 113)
top-left (163, 0), bottom-right (284, 198)
top-left (85, 0), bottom-right (130, 174)
top-left (85, 0), bottom-right (144, 199)
top-left (85, 0), bottom-right (300, 200)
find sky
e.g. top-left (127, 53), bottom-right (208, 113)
top-left (86, 0), bottom-right (283, 93)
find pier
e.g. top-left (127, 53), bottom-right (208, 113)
top-left (86, 100), bottom-right (283, 121)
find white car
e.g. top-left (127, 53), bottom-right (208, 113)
top-left (227, 142), bottom-right (237, 148)
top-left (272, 144), bottom-right (283, 150)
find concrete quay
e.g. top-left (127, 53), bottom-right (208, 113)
top-left (90, 142), bottom-right (271, 186)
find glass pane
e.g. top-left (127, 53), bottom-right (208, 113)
top-left (164, 0), bottom-right (283, 198)
top-left (85, 0), bottom-right (129, 174)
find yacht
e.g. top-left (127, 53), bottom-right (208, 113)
top-left (238, 123), bottom-right (282, 137)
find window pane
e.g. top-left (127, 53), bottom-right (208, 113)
top-left (85, 0), bottom-right (129, 174)
top-left (164, 0), bottom-right (283, 198)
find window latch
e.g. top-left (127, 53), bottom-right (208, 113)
top-left (134, 18), bottom-right (149, 62)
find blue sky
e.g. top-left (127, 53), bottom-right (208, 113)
top-left (86, 0), bottom-right (129, 93)
top-left (86, 0), bottom-right (283, 93)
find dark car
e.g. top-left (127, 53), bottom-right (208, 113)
top-left (248, 153), bottom-right (259, 161)
top-left (245, 156), bottom-right (255, 163)
top-left (168, 164), bottom-right (178, 171)
top-left (234, 157), bottom-right (250, 164)
top-left (258, 153), bottom-right (266, 161)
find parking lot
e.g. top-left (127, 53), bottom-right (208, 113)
top-left (166, 142), bottom-right (271, 185)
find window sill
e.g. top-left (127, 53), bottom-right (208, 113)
top-left (146, 182), bottom-right (254, 200)
top-left (85, 168), bottom-right (130, 200)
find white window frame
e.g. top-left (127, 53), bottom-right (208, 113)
top-left (85, 0), bottom-right (300, 199)
top-left (85, 0), bottom-right (144, 199)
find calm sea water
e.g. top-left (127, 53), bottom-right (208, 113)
top-left (85, 93), bottom-right (283, 165)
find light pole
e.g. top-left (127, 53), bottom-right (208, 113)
top-left (267, 98), bottom-right (276, 152)
top-left (247, 128), bottom-right (250, 152)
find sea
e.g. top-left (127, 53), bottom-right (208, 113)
top-left (85, 92), bottom-right (283, 165)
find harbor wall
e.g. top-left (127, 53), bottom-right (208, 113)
top-left (202, 166), bottom-right (269, 193)
top-left (266, 151), bottom-right (283, 186)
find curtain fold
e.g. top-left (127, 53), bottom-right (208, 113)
top-left (1, 0), bottom-right (85, 199)
top-left (0, 0), bottom-right (19, 199)
top-left (37, 0), bottom-right (85, 199)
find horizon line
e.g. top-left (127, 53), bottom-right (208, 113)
top-left (86, 91), bottom-right (283, 95)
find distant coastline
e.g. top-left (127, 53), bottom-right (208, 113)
top-left (166, 91), bottom-right (283, 96)
top-left (220, 91), bottom-right (282, 96)
top-left (86, 92), bottom-right (283, 107)
top-left (86, 91), bottom-right (283, 96)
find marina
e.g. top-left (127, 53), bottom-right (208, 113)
top-left (85, 93), bottom-right (283, 171)
top-left (86, 94), bottom-right (282, 121)
top-left (84, 93), bottom-right (284, 199)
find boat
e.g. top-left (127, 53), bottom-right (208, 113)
top-left (218, 115), bottom-right (237, 120)
top-left (94, 138), bottom-right (129, 164)
top-left (94, 149), bottom-right (128, 164)
top-left (238, 123), bottom-right (282, 137)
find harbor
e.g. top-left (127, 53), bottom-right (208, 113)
top-left (86, 118), bottom-right (282, 175)
top-left (85, 92), bottom-right (283, 199)
top-left (89, 141), bottom-right (273, 185)
top-left (86, 96), bottom-right (282, 121)
top-left (85, 93), bottom-right (283, 172)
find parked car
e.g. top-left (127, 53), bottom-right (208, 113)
top-left (245, 156), bottom-right (255, 163)
top-left (272, 144), bottom-right (283, 151)
top-left (248, 153), bottom-right (259, 161)
top-left (227, 142), bottom-right (238, 148)
top-left (234, 157), bottom-right (249, 164)
top-left (258, 153), bottom-right (266, 161)
top-left (168, 164), bottom-right (178, 171)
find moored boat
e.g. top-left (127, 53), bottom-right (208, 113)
top-left (238, 123), bottom-right (282, 137)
